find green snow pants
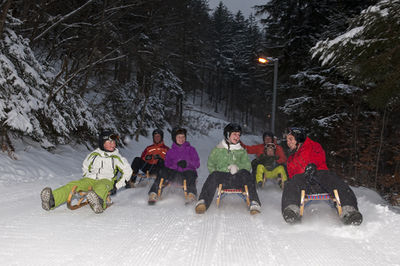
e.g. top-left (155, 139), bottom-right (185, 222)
top-left (52, 177), bottom-right (113, 209)
top-left (256, 165), bottom-right (287, 184)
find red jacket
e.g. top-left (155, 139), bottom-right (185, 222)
top-left (241, 142), bottom-right (287, 165)
top-left (287, 137), bottom-right (328, 178)
top-left (141, 142), bottom-right (169, 165)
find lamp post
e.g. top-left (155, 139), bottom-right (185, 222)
top-left (258, 56), bottom-right (278, 134)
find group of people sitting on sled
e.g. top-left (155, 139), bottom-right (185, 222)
top-left (40, 123), bottom-right (363, 225)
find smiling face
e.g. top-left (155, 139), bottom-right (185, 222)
top-left (286, 134), bottom-right (297, 151)
top-left (228, 131), bottom-right (241, 144)
top-left (103, 140), bottom-right (116, 152)
top-left (175, 134), bottom-right (186, 145)
top-left (153, 134), bottom-right (162, 144)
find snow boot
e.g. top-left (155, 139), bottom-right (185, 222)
top-left (341, 206), bottom-right (363, 225)
top-left (40, 187), bottom-right (55, 211)
top-left (87, 191), bottom-right (104, 214)
top-left (148, 192), bottom-right (157, 205)
top-left (283, 205), bottom-right (301, 224)
top-left (195, 199), bottom-right (206, 214)
top-left (185, 193), bottom-right (196, 204)
top-left (250, 201), bottom-right (261, 215)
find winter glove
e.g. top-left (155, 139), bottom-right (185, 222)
top-left (228, 164), bottom-right (239, 175)
top-left (304, 163), bottom-right (317, 182)
top-left (110, 182), bottom-right (117, 195)
top-left (154, 154), bottom-right (161, 160)
top-left (177, 160), bottom-right (187, 169)
top-left (145, 155), bottom-right (153, 161)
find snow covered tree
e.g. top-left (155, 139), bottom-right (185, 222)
top-left (0, 14), bottom-right (97, 153)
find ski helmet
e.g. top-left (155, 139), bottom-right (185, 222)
top-left (223, 123), bottom-right (242, 141)
top-left (152, 129), bottom-right (164, 141)
top-left (262, 131), bottom-right (274, 142)
top-left (171, 127), bottom-right (187, 143)
top-left (98, 130), bottom-right (119, 151)
top-left (287, 127), bottom-right (306, 143)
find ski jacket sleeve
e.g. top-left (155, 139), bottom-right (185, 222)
top-left (186, 146), bottom-right (200, 170)
top-left (114, 155), bottom-right (133, 190)
top-left (240, 141), bottom-right (264, 156)
top-left (275, 145), bottom-right (287, 164)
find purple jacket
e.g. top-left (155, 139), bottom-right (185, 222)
top-left (164, 142), bottom-right (200, 172)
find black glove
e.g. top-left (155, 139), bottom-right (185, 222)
top-left (304, 163), bottom-right (317, 182)
top-left (110, 182), bottom-right (117, 195)
top-left (177, 160), bottom-right (187, 168)
top-left (154, 154), bottom-right (161, 160)
top-left (145, 154), bottom-right (152, 161)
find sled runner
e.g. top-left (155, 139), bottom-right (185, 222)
top-left (299, 189), bottom-right (342, 217)
top-left (67, 185), bottom-right (112, 210)
top-left (216, 184), bottom-right (250, 208)
top-left (157, 178), bottom-right (188, 200)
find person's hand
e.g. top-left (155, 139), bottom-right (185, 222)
top-left (228, 164), bottom-right (239, 175)
top-left (177, 160), bottom-right (187, 168)
top-left (145, 155), bottom-right (152, 161)
top-left (304, 163), bottom-right (317, 181)
top-left (154, 154), bottom-right (161, 160)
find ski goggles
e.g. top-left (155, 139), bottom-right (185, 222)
top-left (265, 143), bottom-right (276, 149)
top-left (102, 134), bottom-right (120, 142)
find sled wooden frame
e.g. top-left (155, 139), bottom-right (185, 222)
top-left (157, 178), bottom-right (188, 200)
top-left (299, 189), bottom-right (342, 217)
top-left (67, 185), bottom-right (112, 210)
top-left (136, 170), bottom-right (156, 184)
top-left (216, 184), bottom-right (250, 208)
top-left (262, 173), bottom-right (284, 189)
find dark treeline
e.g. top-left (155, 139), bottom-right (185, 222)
top-left (1, 0), bottom-right (400, 200)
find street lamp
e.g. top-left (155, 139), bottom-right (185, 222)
top-left (257, 56), bottom-right (278, 134)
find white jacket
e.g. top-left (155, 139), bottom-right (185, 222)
top-left (82, 148), bottom-right (133, 190)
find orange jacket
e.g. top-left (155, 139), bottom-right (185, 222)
top-left (141, 142), bottom-right (169, 165)
top-left (241, 141), bottom-right (287, 165)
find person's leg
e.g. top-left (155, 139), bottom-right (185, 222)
top-left (92, 179), bottom-right (114, 209)
top-left (255, 164), bottom-right (266, 184)
top-left (183, 170), bottom-right (198, 195)
top-left (52, 178), bottom-right (95, 208)
top-left (236, 169), bottom-right (261, 205)
top-left (281, 174), bottom-right (307, 223)
top-left (130, 157), bottom-right (146, 182)
top-left (198, 171), bottom-right (227, 209)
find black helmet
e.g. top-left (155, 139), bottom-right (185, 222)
top-left (98, 130), bottom-right (119, 151)
top-left (262, 131), bottom-right (274, 142)
top-left (287, 127), bottom-right (306, 143)
top-left (152, 129), bottom-right (164, 141)
top-left (223, 123), bottom-right (242, 141)
top-left (171, 127), bottom-right (187, 143)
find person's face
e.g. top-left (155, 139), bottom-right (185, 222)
top-left (176, 134), bottom-right (186, 145)
top-left (286, 134), bottom-right (297, 151)
top-left (264, 136), bottom-right (273, 144)
top-left (103, 140), bottom-right (116, 152)
top-left (153, 134), bottom-right (162, 144)
top-left (229, 132), bottom-right (241, 144)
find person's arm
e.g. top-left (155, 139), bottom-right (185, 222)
top-left (275, 145), bottom-right (287, 164)
top-left (187, 147), bottom-right (201, 169)
top-left (115, 156), bottom-right (133, 189)
top-left (207, 148), bottom-right (218, 173)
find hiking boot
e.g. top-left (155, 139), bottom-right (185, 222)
top-left (249, 201), bottom-right (261, 215)
top-left (341, 206), bottom-right (363, 225)
top-left (283, 205), bottom-right (301, 224)
top-left (87, 191), bottom-right (104, 214)
top-left (195, 199), bottom-right (206, 214)
top-left (40, 187), bottom-right (55, 211)
top-left (186, 193), bottom-right (196, 204)
top-left (148, 192), bottom-right (157, 205)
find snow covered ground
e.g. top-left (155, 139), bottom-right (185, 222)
top-left (1, 124), bottom-right (400, 266)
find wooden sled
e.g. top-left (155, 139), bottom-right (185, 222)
top-left (299, 189), bottom-right (342, 217)
top-left (136, 170), bottom-right (157, 185)
top-left (157, 178), bottom-right (188, 200)
top-left (67, 185), bottom-right (112, 210)
top-left (216, 184), bottom-right (250, 208)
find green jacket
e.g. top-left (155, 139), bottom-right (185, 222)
top-left (207, 140), bottom-right (251, 173)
